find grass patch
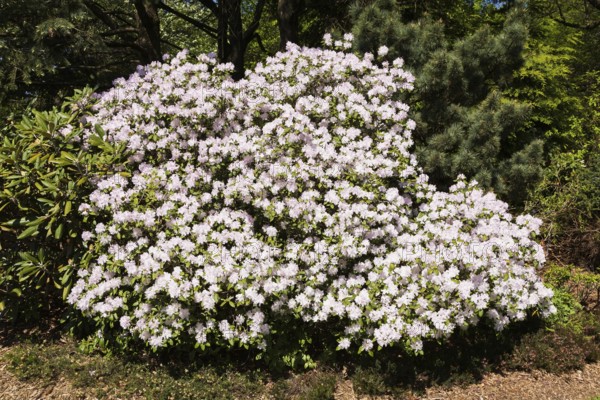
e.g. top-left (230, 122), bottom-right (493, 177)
top-left (3, 300), bottom-right (600, 399)
top-left (3, 338), bottom-right (267, 400)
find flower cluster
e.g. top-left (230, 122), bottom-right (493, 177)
top-left (68, 36), bottom-right (555, 354)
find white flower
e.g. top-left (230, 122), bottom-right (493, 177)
top-left (95, 223), bottom-right (106, 234)
top-left (120, 316), bottom-right (131, 329)
top-left (338, 338), bottom-right (351, 350)
top-left (361, 339), bottom-right (373, 351)
top-left (67, 34), bottom-right (553, 355)
top-left (378, 46), bottom-right (389, 57)
top-left (264, 226), bottom-right (278, 237)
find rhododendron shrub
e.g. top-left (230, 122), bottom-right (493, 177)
top-left (68, 35), bottom-right (555, 355)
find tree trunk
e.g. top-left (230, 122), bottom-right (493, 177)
top-left (214, 0), bottom-right (266, 79)
top-left (217, 0), bottom-right (228, 64)
top-left (225, 0), bottom-right (245, 79)
top-left (133, 0), bottom-right (161, 64)
top-left (278, 0), bottom-right (303, 51)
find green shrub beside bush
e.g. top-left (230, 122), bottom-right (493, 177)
top-left (0, 88), bottom-right (128, 322)
top-left (544, 264), bottom-right (600, 311)
top-left (505, 324), bottom-right (600, 374)
top-left (499, 263), bottom-right (600, 374)
top-left (528, 146), bottom-right (600, 271)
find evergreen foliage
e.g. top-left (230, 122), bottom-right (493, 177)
top-left (0, 0), bottom-right (156, 112)
top-left (0, 88), bottom-right (128, 321)
top-left (528, 145), bottom-right (600, 271)
top-left (352, 0), bottom-right (544, 205)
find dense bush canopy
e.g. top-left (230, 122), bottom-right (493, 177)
top-left (67, 37), bottom-right (555, 355)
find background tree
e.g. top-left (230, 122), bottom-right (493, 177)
top-left (0, 0), bottom-right (273, 112)
top-left (160, 0), bottom-right (267, 78)
top-left (0, 0), bottom-right (170, 112)
top-left (277, 0), bottom-right (302, 50)
top-left (0, 0), bottom-right (125, 111)
top-left (541, 0), bottom-right (600, 30)
top-left (522, 0), bottom-right (600, 270)
top-left (352, 0), bottom-right (543, 205)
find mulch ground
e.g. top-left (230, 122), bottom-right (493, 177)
top-left (0, 346), bottom-right (78, 400)
top-left (419, 364), bottom-right (600, 400)
top-left (3, 341), bottom-right (600, 400)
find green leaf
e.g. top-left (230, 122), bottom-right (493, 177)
top-left (25, 216), bottom-right (47, 227)
top-left (17, 225), bottom-right (39, 239)
top-left (64, 200), bottom-right (72, 216)
top-left (18, 265), bottom-right (41, 281)
top-left (94, 124), bottom-right (105, 138)
top-left (55, 223), bottom-right (64, 239)
top-left (18, 252), bottom-right (39, 263)
top-left (2, 217), bottom-right (29, 227)
top-left (60, 268), bottom-right (72, 285)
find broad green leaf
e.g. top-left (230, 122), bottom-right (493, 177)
top-left (64, 200), bottom-right (72, 215)
top-left (17, 225), bottom-right (39, 239)
top-left (55, 223), bottom-right (64, 239)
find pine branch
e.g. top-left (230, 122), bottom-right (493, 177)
top-left (552, 0), bottom-right (600, 30)
top-left (106, 40), bottom-right (146, 53)
top-left (586, 0), bottom-right (600, 11)
top-left (193, 0), bottom-right (219, 15)
top-left (551, 17), bottom-right (600, 29)
top-left (251, 32), bottom-right (270, 54)
top-left (110, 11), bottom-right (137, 28)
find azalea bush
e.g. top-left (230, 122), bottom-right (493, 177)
top-left (67, 35), bottom-right (555, 356)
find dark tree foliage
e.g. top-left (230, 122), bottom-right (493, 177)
top-left (0, 0), bottom-right (167, 112)
top-left (277, 0), bottom-right (303, 50)
top-left (0, 0), bottom-right (271, 110)
top-left (537, 0), bottom-right (600, 30)
top-left (299, 0), bottom-right (356, 47)
top-left (352, 0), bottom-right (544, 206)
top-left (0, 0), bottom-right (376, 111)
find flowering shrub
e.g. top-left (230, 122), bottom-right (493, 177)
top-left (68, 35), bottom-right (555, 355)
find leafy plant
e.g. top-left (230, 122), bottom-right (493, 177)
top-left (544, 264), bottom-right (600, 310)
top-left (0, 87), bottom-right (129, 322)
top-left (504, 326), bottom-right (600, 373)
top-left (525, 65), bottom-right (600, 271)
top-left (352, 1), bottom-right (543, 206)
top-left (67, 36), bottom-right (554, 360)
top-left (528, 150), bottom-right (600, 271)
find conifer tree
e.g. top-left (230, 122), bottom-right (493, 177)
top-left (352, 0), bottom-right (544, 206)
